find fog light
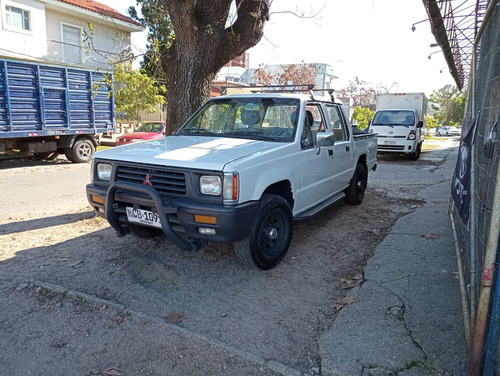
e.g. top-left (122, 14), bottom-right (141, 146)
top-left (198, 228), bottom-right (216, 235)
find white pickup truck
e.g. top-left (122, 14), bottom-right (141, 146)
top-left (86, 91), bottom-right (377, 270)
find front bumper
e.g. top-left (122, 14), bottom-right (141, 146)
top-left (86, 182), bottom-right (259, 250)
top-left (377, 139), bottom-right (419, 153)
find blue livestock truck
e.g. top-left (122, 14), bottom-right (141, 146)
top-left (0, 58), bottom-right (114, 162)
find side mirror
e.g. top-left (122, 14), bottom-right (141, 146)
top-left (316, 131), bottom-right (335, 146)
top-left (315, 132), bottom-right (335, 155)
top-left (417, 120), bottom-right (424, 128)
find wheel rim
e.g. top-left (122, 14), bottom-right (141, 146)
top-left (356, 171), bottom-right (366, 201)
top-left (78, 143), bottom-right (91, 158)
top-left (258, 209), bottom-right (288, 258)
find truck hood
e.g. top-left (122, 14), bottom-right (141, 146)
top-left (95, 135), bottom-right (279, 170)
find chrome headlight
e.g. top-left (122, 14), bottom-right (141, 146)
top-left (96, 163), bottom-right (112, 180)
top-left (408, 133), bottom-right (416, 140)
top-left (200, 175), bottom-right (222, 196)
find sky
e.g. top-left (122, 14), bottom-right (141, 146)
top-left (98, 0), bottom-right (456, 97)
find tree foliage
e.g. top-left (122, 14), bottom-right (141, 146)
top-left (128, 0), bottom-right (270, 132)
top-left (253, 63), bottom-right (318, 91)
top-left (429, 84), bottom-right (465, 126)
top-left (113, 62), bottom-right (166, 120)
top-left (352, 106), bottom-right (374, 130)
top-left (127, 0), bottom-right (171, 82)
top-left (340, 77), bottom-right (376, 108)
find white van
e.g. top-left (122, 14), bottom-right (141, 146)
top-left (370, 93), bottom-right (428, 160)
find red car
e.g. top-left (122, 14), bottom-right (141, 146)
top-left (116, 121), bottom-right (166, 146)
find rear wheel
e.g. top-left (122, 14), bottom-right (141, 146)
top-left (234, 194), bottom-right (293, 270)
top-left (65, 139), bottom-right (95, 163)
top-left (344, 163), bottom-right (368, 205)
top-left (34, 151), bottom-right (59, 160)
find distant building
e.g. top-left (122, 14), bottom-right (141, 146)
top-left (240, 62), bottom-right (337, 90)
top-left (216, 52), bottom-right (250, 84)
top-left (213, 58), bottom-right (341, 99)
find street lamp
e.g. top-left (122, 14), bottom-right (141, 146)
top-left (411, 18), bottom-right (428, 32)
top-left (428, 51), bottom-right (441, 59)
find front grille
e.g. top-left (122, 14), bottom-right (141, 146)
top-left (377, 135), bottom-right (407, 139)
top-left (378, 145), bottom-right (405, 151)
top-left (116, 165), bottom-right (186, 196)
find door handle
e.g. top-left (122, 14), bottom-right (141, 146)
top-left (345, 145), bottom-right (350, 152)
top-left (328, 149), bottom-right (333, 156)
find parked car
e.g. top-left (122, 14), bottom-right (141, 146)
top-left (116, 121), bottom-right (166, 145)
top-left (436, 126), bottom-right (461, 137)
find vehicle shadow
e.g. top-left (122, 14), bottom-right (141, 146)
top-left (0, 211), bottom-right (96, 235)
top-left (0, 155), bottom-right (73, 169)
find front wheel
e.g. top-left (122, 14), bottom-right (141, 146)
top-left (410, 142), bottom-right (422, 161)
top-left (234, 194), bottom-right (293, 270)
top-left (344, 163), bottom-right (368, 205)
top-left (65, 139), bottom-right (95, 163)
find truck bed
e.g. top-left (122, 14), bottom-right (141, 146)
top-left (0, 59), bottom-right (114, 139)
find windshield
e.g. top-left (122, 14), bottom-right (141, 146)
top-left (136, 122), bottom-right (164, 133)
top-left (178, 97), bottom-right (300, 141)
top-left (372, 110), bottom-right (415, 126)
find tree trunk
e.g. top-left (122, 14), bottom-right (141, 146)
top-left (161, 0), bottom-right (270, 133)
top-left (161, 50), bottom-right (213, 134)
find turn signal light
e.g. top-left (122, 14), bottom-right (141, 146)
top-left (92, 194), bottom-right (104, 204)
top-left (194, 214), bottom-right (217, 224)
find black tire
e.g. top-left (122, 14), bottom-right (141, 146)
top-left (344, 163), bottom-right (368, 205)
top-left (65, 139), bottom-right (95, 163)
top-left (128, 224), bottom-right (160, 239)
top-left (410, 142), bottom-right (422, 161)
top-left (234, 194), bottom-right (293, 270)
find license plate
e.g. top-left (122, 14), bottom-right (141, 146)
top-left (384, 140), bottom-right (396, 145)
top-left (126, 207), bottom-right (162, 228)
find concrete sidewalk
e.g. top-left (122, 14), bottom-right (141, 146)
top-left (319, 148), bottom-right (467, 376)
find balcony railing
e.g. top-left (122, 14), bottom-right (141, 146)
top-left (45, 39), bottom-right (129, 71)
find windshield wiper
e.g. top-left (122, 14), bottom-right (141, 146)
top-left (224, 131), bottom-right (279, 141)
top-left (179, 128), bottom-right (219, 136)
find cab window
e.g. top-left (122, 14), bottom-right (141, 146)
top-left (326, 105), bottom-right (348, 141)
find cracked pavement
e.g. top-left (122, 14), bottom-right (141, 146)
top-left (319, 148), bottom-right (467, 376)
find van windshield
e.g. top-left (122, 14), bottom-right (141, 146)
top-left (372, 110), bottom-right (415, 126)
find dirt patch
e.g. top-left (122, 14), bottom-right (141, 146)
top-left (0, 177), bottom-right (422, 375)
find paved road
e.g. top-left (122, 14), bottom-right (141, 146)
top-left (0, 157), bottom-right (91, 222)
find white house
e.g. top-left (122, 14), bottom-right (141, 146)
top-left (0, 0), bottom-right (142, 70)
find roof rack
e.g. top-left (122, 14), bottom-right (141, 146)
top-left (222, 84), bottom-right (336, 102)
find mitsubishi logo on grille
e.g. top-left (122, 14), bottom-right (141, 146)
top-left (143, 174), bottom-right (153, 187)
